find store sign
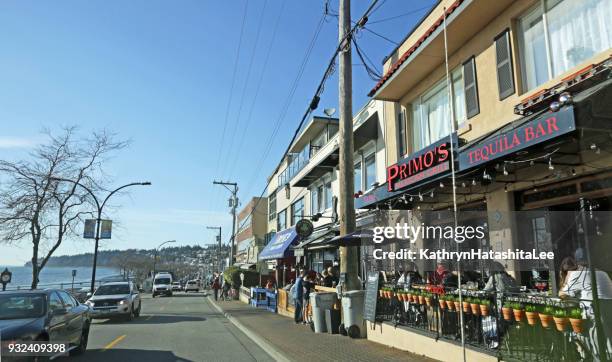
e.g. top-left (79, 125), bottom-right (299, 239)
top-left (459, 106), bottom-right (576, 170)
top-left (386, 134), bottom-right (457, 192)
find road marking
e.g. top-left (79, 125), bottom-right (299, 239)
top-left (102, 335), bottom-right (126, 351)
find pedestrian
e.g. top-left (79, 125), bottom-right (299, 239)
top-left (302, 274), bottom-right (314, 324)
top-left (212, 277), bottom-right (221, 301)
top-left (292, 270), bottom-right (305, 324)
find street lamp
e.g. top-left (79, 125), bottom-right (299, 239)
top-left (50, 177), bottom-right (151, 292)
top-left (153, 240), bottom-right (176, 280)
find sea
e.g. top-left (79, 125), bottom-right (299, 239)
top-left (1, 266), bottom-right (118, 289)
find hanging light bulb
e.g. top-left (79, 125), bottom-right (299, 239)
top-left (503, 164), bottom-right (508, 176)
top-left (409, 195), bottom-right (413, 202)
top-left (418, 192), bottom-right (423, 202)
top-left (504, 184), bottom-right (509, 193)
top-left (461, 182), bottom-right (466, 188)
top-left (596, 147), bottom-right (601, 155)
top-left (577, 223), bottom-right (584, 234)
top-left (571, 168), bottom-right (577, 176)
top-left (472, 179), bottom-right (477, 186)
top-left (417, 205), bottom-right (421, 210)
top-left (530, 160), bottom-right (535, 166)
top-left (439, 182), bottom-right (444, 188)
top-left (548, 157), bottom-right (554, 170)
top-left (590, 143), bottom-right (597, 150)
top-left (430, 190), bottom-right (434, 198)
top-left (388, 204), bottom-right (393, 210)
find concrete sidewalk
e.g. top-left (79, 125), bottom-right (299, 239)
top-left (207, 296), bottom-right (436, 362)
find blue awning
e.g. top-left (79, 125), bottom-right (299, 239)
top-left (258, 228), bottom-right (299, 261)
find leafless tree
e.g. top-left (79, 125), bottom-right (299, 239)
top-left (0, 127), bottom-right (128, 289)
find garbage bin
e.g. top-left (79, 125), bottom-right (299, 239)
top-left (341, 290), bottom-right (366, 338)
top-left (310, 292), bottom-right (336, 333)
top-left (325, 308), bottom-right (341, 334)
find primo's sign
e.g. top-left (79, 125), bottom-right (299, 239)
top-left (459, 106), bottom-right (576, 170)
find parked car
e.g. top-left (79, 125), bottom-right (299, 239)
top-left (0, 289), bottom-right (91, 357)
top-left (85, 281), bottom-right (141, 321)
top-left (171, 282), bottom-right (182, 292)
top-left (184, 280), bottom-right (200, 293)
top-left (152, 273), bottom-right (173, 297)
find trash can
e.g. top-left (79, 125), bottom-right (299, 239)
top-left (310, 292), bottom-right (336, 333)
top-left (325, 308), bottom-right (341, 334)
top-left (341, 290), bottom-right (366, 338)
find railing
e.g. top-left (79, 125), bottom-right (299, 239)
top-left (375, 286), bottom-right (609, 361)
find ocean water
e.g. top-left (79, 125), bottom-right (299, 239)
top-left (1, 266), bottom-right (118, 289)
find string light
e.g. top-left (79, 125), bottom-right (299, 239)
top-left (409, 195), bottom-right (413, 202)
top-left (548, 157), bottom-right (554, 170)
top-left (418, 192), bottom-right (423, 202)
top-left (439, 182), bottom-right (444, 188)
top-left (504, 184), bottom-right (508, 193)
top-left (472, 179), bottom-right (477, 186)
top-left (461, 182), bottom-right (466, 188)
top-left (596, 147), bottom-right (601, 155)
top-left (503, 164), bottom-right (508, 176)
top-left (430, 190), bottom-right (434, 198)
top-left (571, 168), bottom-right (577, 176)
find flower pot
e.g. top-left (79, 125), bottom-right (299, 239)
top-left (418, 296), bottom-right (425, 305)
top-left (513, 309), bottom-right (524, 323)
top-left (502, 307), bottom-right (513, 321)
top-left (462, 302), bottom-right (471, 314)
top-left (554, 317), bottom-right (568, 332)
top-left (480, 304), bottom-right (490, 316)
top-left (526, 311), bottom-right (538, 326)
top-left (470, 303), bottom-right (480, 316)
top-left (408, 294), bottom-right (413, 303)
top-left (400, 294), bottom-right (406, 302)
top-left (379, 290), bottom-right (385, 298)
top-left (539, 313), bottom-right (553, 329)
top-left (454, 301), bottom-right (461, 311)
top-left (439, 299), bottom-right (447, 310)
top-left (570, 318), bottom-right (584, 334)
top-left (425, 297), bottom-right (432, 307)
top-left (447, 301), bottom-right (455, 311)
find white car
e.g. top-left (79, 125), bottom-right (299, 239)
top-left (85, 281), bottom-right (141, 320)
top-left (152, 273), bottom-right (173, 297)
top-left (184, 280), bottom-right (199, 293)
top-left (171, 282), bottom-right (182, 291)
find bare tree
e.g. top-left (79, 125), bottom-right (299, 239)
top-left (0, 127), bottom-right (127, 289)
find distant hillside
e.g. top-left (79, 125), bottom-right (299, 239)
top-left (24, 244), bottom-right (223, 267)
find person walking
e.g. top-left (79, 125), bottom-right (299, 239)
top-left (212, 277), bottom-right (221, 301)
top-left (293, 270), bottom-right (305, 324)
top-left (302, 274), bottom-right (315, 324)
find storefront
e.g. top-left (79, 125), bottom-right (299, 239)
top-left (258, 227), bottom-right (301, 287)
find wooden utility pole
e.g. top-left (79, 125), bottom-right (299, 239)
top-left (338, 0), bottom-right (359, 291)
top-left (213, 180), bottom-right (238, 266)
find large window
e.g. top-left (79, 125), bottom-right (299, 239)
top-left (311, 181), bottom-right (330, 215)
top-left (518, 0), bottom-right (612, 91)
top-left (310, 130), bottom-right (326, 157)
top-left (277, 209), bottom-right (287, 231)
top-left (397, 111), bottom-right (407, 157)
top-left (411, 68), bottom-right (466, 151)
top-left (324, 180), bottom-right (333, 210)
top-left (354, 147), bottom-right (376, 193)
top-left (354, 162), bottom-right (362, 193)
top-left (268, 191), bottom-right (276, 221)
top-left (291, 198), bottom-right (304, 226)
top-left (364, 153), bottom-right (376, 191)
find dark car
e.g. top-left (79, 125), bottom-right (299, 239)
top-left (0, 289), bottom-right (91, 358)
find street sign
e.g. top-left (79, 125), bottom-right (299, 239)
top-left (72, 269), bottom-right (77, 277)
top-left (295, 219), bottom-right (314, 238)
top-left (84, 219), bottom-right (96, 239)
top-left (100, 220), bottom-right (112, 239)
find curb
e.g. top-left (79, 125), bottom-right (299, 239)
top-left (206, 295), bottom-right (290, 362)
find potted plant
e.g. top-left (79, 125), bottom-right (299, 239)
top-left (424, 292), bottom-right (432, 307)
top-left (525, 304), bottom-right (539, 326)
top-left (553, 308), bottom-right (569, 332)
top-left (502, 301), bottom-right (513, 321)
top-left (453, 296), bottom-right (461, 312)
top-left (479, 299), bottom-right (491, 316)
top-left (512, 302), bottom-right (524, 323)
top-left (539, 305), bottom-right (554, 329)
top-left (399, 291), bottom-right (407, 302)
top-left (446, 295), bottom-right (455, 311)
top-left (470, 298), bottom-right (481, 316)
top-left (418, 291), bottom-right (425, 305)
top-left (406, 290), bottom-right (413, 302)
top-left (462, 297), bottom-right (471, 314)
top-left (438, 295), bottom-right (447, 310)
top-left (569, 307), bottom-right (584, 334)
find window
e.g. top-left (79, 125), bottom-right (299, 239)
top-left (518, 0), bottom-right (612, 92)
top-left (311, 130), bottom-right (326, 157)
top-left (364, 153), bottom-right (376, 190)
top-left (268, 191), bottom-right (276, 221)
top-left (411, 68), bottom-right (466, 151)
top-left (291, 198), bottom-right (304, 226)
top-left (324, 181), bottom-right (332, 209)
top-left (49, 292), bottom-right (63, 311)
top-left (397, 111), bottom-right (407, 157)
top-left (354, 162), bottom-right (362, 193)
top-left (58, 291), bottom-right (76, 308)
top-left (277, 209), bottom-right (287, 231)
top-left (311, 187), bottom-right (319, 215)
top-left (463, 57), bottom-right (479, 118)
top-left (495, 29), bottom-right (515, 99)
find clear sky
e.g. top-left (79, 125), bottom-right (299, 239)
top-left (0, 0), bottom-right (436, 265)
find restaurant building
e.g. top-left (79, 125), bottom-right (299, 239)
top-left (356, 0), bottom-right (612, 360)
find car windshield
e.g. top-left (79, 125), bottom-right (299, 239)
top-left (0, 294), bottom-right (46, 320)
top-left (155, 278), bottom-right (171, 285)
top-left (188, 282), bottom-right (196, 285)
top-left (95, 284), bottom-right (130, 295)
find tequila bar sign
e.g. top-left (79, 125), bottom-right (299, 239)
top-left (459, 106), bottom-right (576, 170)
top-left (387, 134), bottom-right (457, 192)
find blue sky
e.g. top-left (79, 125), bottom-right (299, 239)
top-left (0, 0), bottom-right (436, 265)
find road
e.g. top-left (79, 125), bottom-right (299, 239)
top-left (71, 292), bottom-right (274, 362)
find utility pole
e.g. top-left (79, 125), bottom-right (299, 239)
top-left (207, 226), bottom-right (222, 271)
top-left (213, 181), bottom-right (238, 266)
top-left (338, 0), bottom-right (359, 291)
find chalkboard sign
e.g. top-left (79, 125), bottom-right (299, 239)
top-left (363, 271), bottom-right (379, 323)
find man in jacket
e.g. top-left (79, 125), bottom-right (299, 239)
top-left (293, 270), bottom-right (305, 323)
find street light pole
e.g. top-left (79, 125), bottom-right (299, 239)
top-left (207, 226), bottom-right (222, 271)
top-left (153, 240), bottom-right (176, 281)
top-left (50, 178), bottom-right (151, 292)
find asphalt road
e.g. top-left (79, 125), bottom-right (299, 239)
top-left (70, 292), bottom-right (274, 362)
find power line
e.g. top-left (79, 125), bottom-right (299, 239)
top-left (362, 26), bottom-right (398, 45)
top-left (232, 0), bottom-right (382, 242)
top-left (368, 4), bottom-right (432, 24)
top-left (352, 37), bottom-right (381, 81)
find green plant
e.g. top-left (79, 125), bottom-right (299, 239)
top-left (541, 305), bottom-right (555, 315)
top-left (525, 304), bottom-right (538, 313)
top-left (553, 308), bottom-right (568, 318)
top-left (511, 302), bottom-right (524, 310)
top-left (503, 301), bottom-right (512, 309)
top-left (480, 299), bottom-right (491, 306)
top-left (569, 307), bottom-right (583, 319)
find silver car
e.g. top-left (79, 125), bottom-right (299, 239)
top-left (85, 281), bottom-right (141, 321)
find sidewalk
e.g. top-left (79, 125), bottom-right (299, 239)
top-left (207, 296), bottom-right (437, 362)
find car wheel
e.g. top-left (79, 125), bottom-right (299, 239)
top-left (126, 307), bottom-right (135, 321)
top-left (71, 325), bottom-right (89, 355)
top-left (152, 293), bottom-right (156, 298)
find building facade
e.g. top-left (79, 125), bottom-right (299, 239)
top-left (235, 197), bottom-right (268, 266)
